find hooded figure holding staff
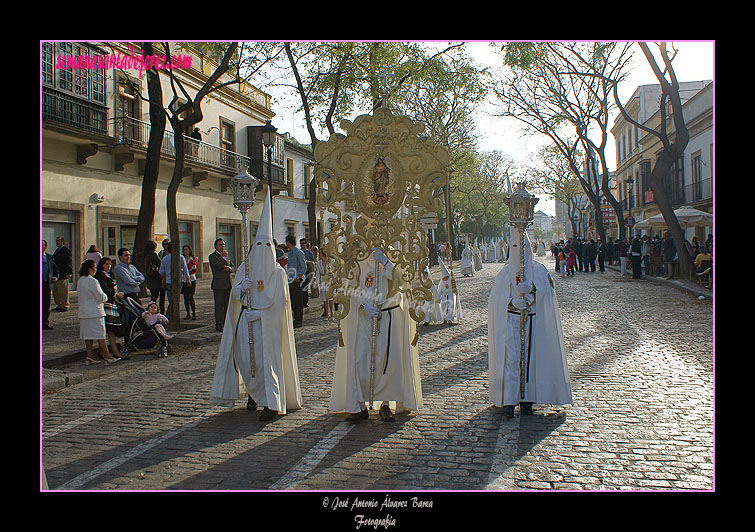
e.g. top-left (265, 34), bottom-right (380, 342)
top-left (488, 219), bottom-right (572, 418)
top-left (210, 190), bottom-right (302, 421)
top-left (329, 246), bottom-right (422, 423)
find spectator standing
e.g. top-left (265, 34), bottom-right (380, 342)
top-left (52, 236), bottom-right (73, 312)
top-left (618, 238), bottom-right (628, 277)
top-left (641, 235), bottom-right (651, 276)
top-left (630, 237), bottom-right (643, 279)
top-left (182, 244), bottom-right (198, 320)
top-left (94, 257), bottom-right (126, 358)
top-left (567, 246), bottom-right (576, 277)
top-left (585, 239), bottom-right (597, 272)
top-left (606, 237), bottom-right (615, 265)
top-left (575, 239), bottom-right (584, 272)
top-left (188, 127), bottom-right (202, 158)
top-left (77, 259), bottom-right (119, 365)
top-left (558, 247), bottom-right (567, 278)
top-left (596, 238), bottom-right (606, 272)
top-left (42, 240), bottom-right (59, 330)
top-left (301, 238), bottom-right (315, 308)
top-left (316, 248), bottom-right (335, 319)
top-left (285, 234), bottom-right (307, 328)
top-left (159, 241), bottom-right (190, 316)
top-left (143, 241), bottom-right (163, 306)
top-left (209, 238), bottom-right (234, 332)
top-left (114, 247), bottom-right (145, 342)
top-left (85, 245), bottom-right (103, 264)
top-left (662, 231), bottom-right (676, 280)
top-left (113, 248), bottom-right (145, 302)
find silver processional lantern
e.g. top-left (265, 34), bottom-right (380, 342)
top-left (503, 182), bottom-right (539, 227)
top-left (229, 167), bottom-right (260, 377)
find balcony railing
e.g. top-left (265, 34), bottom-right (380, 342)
top-left (42, 86), bottom-right (108, 135)
top-left (111, 116), bottom-right (249, 174)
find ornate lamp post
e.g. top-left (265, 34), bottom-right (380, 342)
top-left (261, 119), bottom-right (278, 238)
top-left (229, 167), bottom-right (260, 376)
top-left (502, 182), bottom-right (539, 400)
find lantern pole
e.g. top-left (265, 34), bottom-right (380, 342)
top-left (503, 183), bottom-right (538, 401)
top-left (229, 168), bottom-right (260, 378)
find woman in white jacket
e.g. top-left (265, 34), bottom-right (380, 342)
top-left (78, 260), bottom-right (119, 365)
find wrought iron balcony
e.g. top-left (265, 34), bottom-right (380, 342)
top-left (111, 116), bottom-right (250, 174)
top-left (42, 86), bottom-right (108, 135)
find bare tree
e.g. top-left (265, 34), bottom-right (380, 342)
top-left (610, 42), bottom-right (693, 274)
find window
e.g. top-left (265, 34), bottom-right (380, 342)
top-left (287, 158), bottom-right (295, 197)
top-left (286, 222), bottom-right (297, 240)
top-left (220, 118), bottom-right (235, 152)
top-left (303, 164), bottom-right (311, 199)
top-left (691, 152), bottom-right (703, 201)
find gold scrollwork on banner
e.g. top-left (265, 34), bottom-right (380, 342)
top-left (314, 107), bottom-right (450, 327)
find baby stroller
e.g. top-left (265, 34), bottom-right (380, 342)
top-left (119, 297), bottom-right (170, 358)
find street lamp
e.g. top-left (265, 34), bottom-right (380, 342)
top-left (229, 167), bottom-right (260, 376)
top-left (261, 119), bottom-right (278, 237)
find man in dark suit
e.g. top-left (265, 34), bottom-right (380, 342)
top-left (209, 238), bottom-right (235, 331)
top-left (42, 240), bottom-right (59, 330)
top-left (52, 235), bottom-right (73, 312)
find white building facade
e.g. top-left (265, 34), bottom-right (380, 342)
top-left (611, 80), bottom-right (713, 241)
top-left (41, 42), bottom-right (291, 282)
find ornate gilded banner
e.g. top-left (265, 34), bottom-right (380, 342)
top-left (314, 106), bottom-right (450, 326)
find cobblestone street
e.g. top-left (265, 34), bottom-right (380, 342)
top-left (41, 256), bottom-right (713, 494)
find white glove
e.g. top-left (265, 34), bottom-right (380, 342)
top-left (362, 303), bottom-right (380, 318)
top-left (240, 278), bottom-right (254, 291)
top-left (514, 280), bottom-right (533, 295)
top-left (510, 297), bottom-right (527, 310)
top-left (245, 309), bottom-right (261, 322)
top-left (372, 248), bottom-right (389, 266)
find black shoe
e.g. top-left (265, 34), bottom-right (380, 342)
top-left (347, 409), bottom-right (369, 423)
top-left (43, 323), bottom-right (53, 330)
top-left (520, 402), bottom-right (533, 416)
top-left (216, 326), bottom-right (223, 332)
top-left (293, 321), bottom-right (303, 328)
top-left (247, 396), bottom-right (257, 411)
top-left (502, 405), bottom-right (515, 419)
top-left (259, 407), bottom-right (277, 422)
top-left (379, 404), bottom-right (394, 422)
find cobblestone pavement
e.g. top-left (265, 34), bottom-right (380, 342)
top-left (41, 256), bottom-right (713, 493)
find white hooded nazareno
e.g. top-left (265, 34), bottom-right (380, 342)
top-left (460, 236), bottom-right (474, 276)
top-left (488, 227), bottom-right (572, 408)
top-left (329, 249), bottom-right (422, 415)
top-left (437, 259), bottom-right (462, 323)
top-left (210, 190), bottom-right (302, 413)
top-left (419, 266), bottom-right (443, 324)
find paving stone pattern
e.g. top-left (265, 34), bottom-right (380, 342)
top-left (41, 257), bottom-right (713, 491)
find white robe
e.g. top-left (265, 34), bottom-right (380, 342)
top-left (419, 274), bottom-right (443, 324)
top-left (210, 262), bottom-right (302, 413)
top-left (460, 246), bottom-right (474, 276)
top-left (438, 277), bottom-right (462, 322)
top-left (473, 247), bottom-right (483, 271)
top-left (330, 257), bottom-right (422, 414)
top-left (488, 259), bottom-right (572, 407)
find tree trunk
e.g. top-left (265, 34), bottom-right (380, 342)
top-left (166, 119), bottom-right (185, 326)
top-left (132, 42), bottom-right (165, 287)
top-left (308, 177), bottom-right (319, 247)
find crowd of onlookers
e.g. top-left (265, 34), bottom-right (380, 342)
top-left (42, 235), bottom-right (336, 364)
top-left (549, 231), bottom-right (712, 288)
